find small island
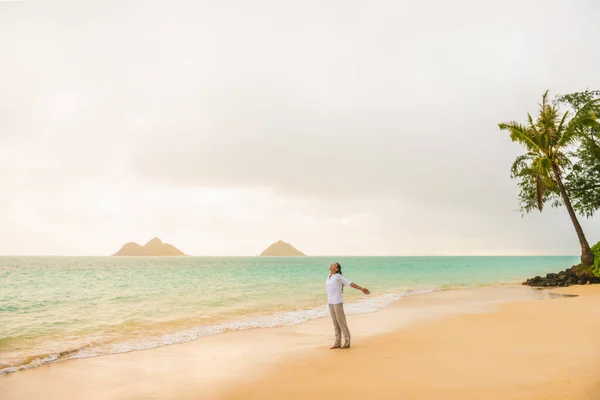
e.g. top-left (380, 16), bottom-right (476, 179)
top-left (260, 240), bottom-right (305, 256)
top-left (112, 237), bottom-right (186, 256)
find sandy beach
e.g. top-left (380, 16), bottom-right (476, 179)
top-left (224, 285), bottom-right (600, 400)
top-left (2, 285), bottom-right (599, 400)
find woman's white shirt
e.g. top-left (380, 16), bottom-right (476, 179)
top-left (326, 274), bottom-right (352, 305)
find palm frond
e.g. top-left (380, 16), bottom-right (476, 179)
top-left (535, 156), bottom-right (553, 175)
top-left (530, 156), bottom-right (555, 211)
top-left (557, 110), bottom-right (570, 136)
top-left (510, 151), bottom-right (560, 214)
top-left (511, 153), bottom-right (535, 178)
top-left (498, 122), bottom-right (543, 154)
top-left (527, 113), bottom-right (539, 137)
top-left (559, 99), bottom-right (600, 148)
top-left (540, 90), bottom-right (550, 110)
top-left (536, 97), bottom-right (560, 150)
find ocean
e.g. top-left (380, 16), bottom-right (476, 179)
top-left (0, 255), bottom-right (578, 374)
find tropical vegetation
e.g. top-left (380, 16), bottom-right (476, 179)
top-left (498, 90), bottom-right (599, 267)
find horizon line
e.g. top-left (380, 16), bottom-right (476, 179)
top-left (0, 254), bottom-right (580, 258)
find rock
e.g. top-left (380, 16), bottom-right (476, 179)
top-left (523, 276), bottom-right (544, 286)
top-left (523, 264), bottom-right (599, 287)
top-left (143, 237), bottom-right (186, 256)
top-left (558, 272), bottom-right (568, 280)
top-left (113, 242), bottom-right (147, 256)
top-left (112, 237), bottom-right (187, 256)
top-left (260, 240), bottom-right (305, 256)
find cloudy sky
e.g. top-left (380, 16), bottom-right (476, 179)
top-left (1, 0), bottom-right (599, 256)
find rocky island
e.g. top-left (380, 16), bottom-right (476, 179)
top-left (112, 237), bottom-right (186, 256)
top-left (260, 240), bottom-right (305, 256)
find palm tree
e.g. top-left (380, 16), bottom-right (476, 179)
top-left (499, 91), bottom-right (599, 267)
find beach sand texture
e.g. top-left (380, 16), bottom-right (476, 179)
top-left (224, 285), bottom-right (600, 400)
top-left (1, 285), bottom-right (599, 400)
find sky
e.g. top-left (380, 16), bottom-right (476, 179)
top-left (0, 0), bottom-right (599, 256)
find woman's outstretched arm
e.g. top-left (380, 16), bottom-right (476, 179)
top-left (350, 282), bottom-right (370, 295)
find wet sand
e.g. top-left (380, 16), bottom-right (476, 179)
top-left (1, 286), bottom-right (598, 399)
top-left (224, 285), bottom-right (600, 400)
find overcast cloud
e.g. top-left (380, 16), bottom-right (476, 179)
top-left (1, 0), bottom-right (599, 255)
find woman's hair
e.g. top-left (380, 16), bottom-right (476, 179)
top-left (333, 262), bottom-right (342, 274)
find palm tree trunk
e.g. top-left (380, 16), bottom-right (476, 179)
top-left (551, 163), bottom-right (595, 266)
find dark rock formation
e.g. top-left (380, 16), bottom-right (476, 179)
top-left (523, 265), bottom-right (600, 287)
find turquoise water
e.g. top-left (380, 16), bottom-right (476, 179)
top-left (0, 255), bottom-right (578, 374)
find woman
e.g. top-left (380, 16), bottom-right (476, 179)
top-left (326, 262), bottom-right (370, 349)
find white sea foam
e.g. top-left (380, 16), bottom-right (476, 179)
top-left (0, 287), bottom-right (435, 375)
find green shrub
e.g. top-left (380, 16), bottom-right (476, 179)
top-left (592, 241), bottom-right (600, 277)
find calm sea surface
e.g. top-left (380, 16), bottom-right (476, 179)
top-left (0, 255), bottom-right (577, 374)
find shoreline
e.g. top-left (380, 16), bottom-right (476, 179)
top-left (223, 285), bottom-right (600, 400)
top-left (0, 284), bottom-right (588, 399)
top-left (1, 281), bottom-right (537, 376)
top-left (0, 282), bottom-right (522, 376)
top-left (0, 286), bottom-right (438, 375)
